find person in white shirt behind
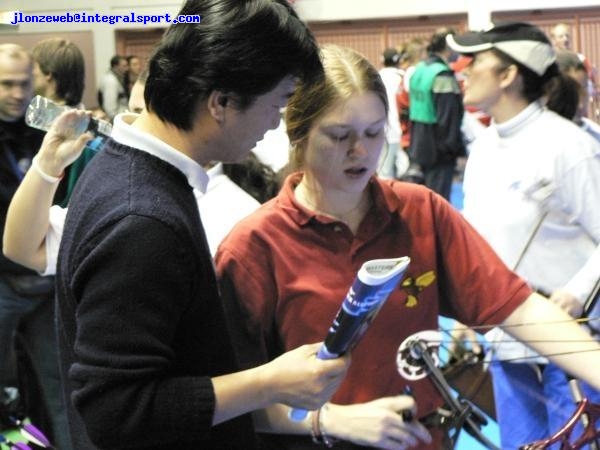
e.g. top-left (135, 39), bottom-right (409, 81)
top-left (447, 22), bottom-right (600, 449)
top-left (377, 47), bottom-right (403, 179)
top-left (98, 55), bottom-right (128, 120)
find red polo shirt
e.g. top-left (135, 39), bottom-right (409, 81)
top-left (216, 173), bottom-right (530, 421)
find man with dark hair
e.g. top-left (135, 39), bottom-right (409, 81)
top-left (98, 54), bottom-right (128, 119)
top-left (54, 1), bottom-right (348, 449)
top-left (32, 38), bottom-right (85, 107)
top-left (408, 27), bottom-right (466, 200)
top-left (125, 55), bottom-right (142, 94)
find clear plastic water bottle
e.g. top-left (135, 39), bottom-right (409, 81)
top-left (25, 95), bottom-right (112, 139)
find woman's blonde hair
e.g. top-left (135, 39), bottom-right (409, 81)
top-left (285, 44), bottom-right (388, 171)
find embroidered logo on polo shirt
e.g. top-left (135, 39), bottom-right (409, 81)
top-left (401, 271), bottom-right (436, 307)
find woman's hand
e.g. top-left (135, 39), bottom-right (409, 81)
top-left (322, 396), bottom-right (432, 449)
top-left (35, 109), bottom-right (93, 177)
top-left (448, 321), bottom-right (482, 356)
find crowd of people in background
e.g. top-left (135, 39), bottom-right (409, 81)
top-left (0, 5), bottom-right (600, 450)
top-left (97, 53), bottom-right (141, 120)
top-left (377, 21), bottom-right (599, 197)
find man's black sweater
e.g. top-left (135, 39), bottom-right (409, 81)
top-left (56, 139), bottom-right (255, 449)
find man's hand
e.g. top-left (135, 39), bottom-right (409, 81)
top-left (261, 343), bottom-right (350, 411)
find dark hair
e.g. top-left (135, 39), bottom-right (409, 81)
top-left (32, 38), bottom-right (85, 106)
top-left (428, 27), bottom-right (455, 54)
top-left (490, 48), bottom-right (560, 103)
top-left (547, 49), bottom-right (588, 122)
top-left (145, 0), bottom-right (323, 131)
top-left (110, 55), bottom-right (126, 68)
top-left (382, 48), bottom-right (399, 67)
top-left (546, 74), bottom-right (582, 121)
top-left (222, 153), bottom-right (280, 203)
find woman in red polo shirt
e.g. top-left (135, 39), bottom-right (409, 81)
top-left (215, 44), bottom-right (600, 450)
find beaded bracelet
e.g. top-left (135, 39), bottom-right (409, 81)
top-left (310, 406), bottom-right (336, 447)
top-left (31, 155), bottom-right (64, 184)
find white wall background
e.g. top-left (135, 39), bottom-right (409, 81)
top-left (1, 0), bottom-right (596, 97)
top-left (295, 0), bottom-right (599, 21)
